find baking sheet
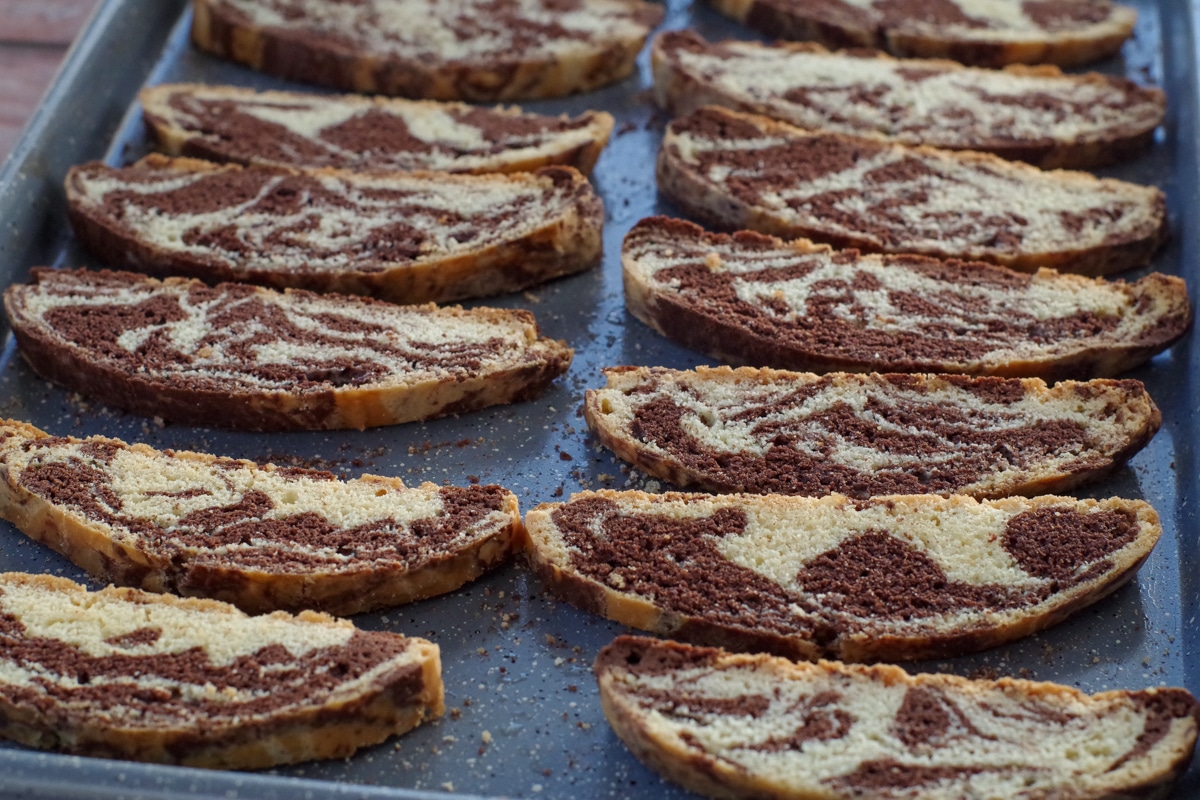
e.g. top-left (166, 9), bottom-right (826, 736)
top-left (0, 0), bottom-right (1197, 797)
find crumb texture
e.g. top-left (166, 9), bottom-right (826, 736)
top-left (526, 490), bottom-right (1161, 661)
top-left (192, 0), bottom-right (664, 100)
top-left (3, 268), bottom-right (573, 430)
top-left (657, 107), bottom-right (1166, 274)
top-left (0, 572), bottom-right (443, 768)
top-left (596, 636), bottom-right (1200, 800)
top-left (653, 31), bottom-right (1164, 168)
top-left (621, 216), bottom-right (1190, 378)
top-left (709, 0), bottom-right (1136, 67)
top-left (66, 156), bottom-right (603, 303)
top-left (585, 365), bottom-right (1160, 498)
top-left (140, 84), bottom-right (614, 175)
top-left (0, 420), bottom-right (522, 614)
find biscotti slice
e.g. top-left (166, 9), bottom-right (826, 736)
top-left (652, 30), bottom-right (1165, 169)
top-left (596, 636), bottom-right (1200, 800)
top-left (65, 155), bottom-right (602, 304)
top-left (140, 83), bottom-right (615, 176)
top-left (190, 0), bottom-right (664, 101)
top-left (3, 268), bottom-right (572, 431)
top-left (525, 490), bottom-right (1161, 662)
top-left (707, 0), bottom-right (1136, 68)
top-left (622, 217), bottom-right (1190, 379)
top-left (658, 107), bottom-right (1166, 276)
top-left (585, 366), bottom-right (1161, 499)
top-left (0, 420), bottom-right (522, 615)
top-left (0, 572), bottom-right (443, 769)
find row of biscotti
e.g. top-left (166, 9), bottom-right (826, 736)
top-left (157, 34), bottom-right (1168, 175)
top-left (185, 0), bottom-right (1140, 103)
top-left (6, 570), bottom-right (1196, 797)
top-left (2, 416), bottom-right (1196, 776)
top-left (8, 219), bottom-right (1189, 436)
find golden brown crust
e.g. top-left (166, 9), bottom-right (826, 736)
top-left (190, 0), bottom-right (664, 101)
top-left (65, 155), bottom-right (604, 305)
top-left (0, 572), bottom-right (445, 769)
top-left (0, 421), bottom-right (524, 615)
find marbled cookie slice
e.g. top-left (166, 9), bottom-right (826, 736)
top-left (622, 217), bottom-right (1190, 379)
top-left (652, 31), bottom-right (1165, 168)
top-left (525, 490), bottom-right (1161, 661)
top-left (707, 0), bottom-right (1136, 67)
top-left (191, 0), bottom-right (664, 101)
top-left (141, 84), bottom-right (615, 175)
top-left (597, 636), bottom-right (1200, 800)
top-left (0, 420), bottom-right (521, 615)
top-left (0, 572), bottom-right (443, 768)
top-left (3, 268), bottom-right (572, 431)
top-left (658, 107), bottom-right (1166, 276)
top-left (66, 155), bottom-right (602, 304)
top-left (585, 366), bottom-right (1160, 498)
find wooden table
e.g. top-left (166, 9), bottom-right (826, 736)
top-left (0, 0), bottom-right (99, 162)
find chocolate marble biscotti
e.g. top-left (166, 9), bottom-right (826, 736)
top-left (3, 268), bottom-right (572, 431)
top-left (622, 217), bottom-right (1190, 379)
top-left (657, 107), bottom-right (1166, 276)
top-left (584, 366), bottom-right (1161, 499)
top-left (66, 155), bottom-right (603, 304)
top-left (191, 0), bottom-right (664, 101)
top-left (140, 84), bottom-right (615, 175)
top-left (597, 636), bottom-right (1200, 800)
top-left (652, 30), bottom-right (1165, 169)
top-left (0, 420), bottom-right (522, 615)
top-left (524, 490), bottom-right (1161, 662)
top-left (0, 572), bottom-right (444, 769)
top-left (706, 0), bottom-right (1137, 68)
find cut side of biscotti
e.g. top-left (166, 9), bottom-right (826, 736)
top-left (657, 106), bottom-right (1166, 276)
top-left (0, 420), bottom-right (522, 615)
top-left (66, 155), bottom-right (603, 304)
top-left (0, 572), bottom-right (444, 769)
top-left (140, 83), bottom-right (615, 176)
top-left (622, 217), bottom-right (1190, 379)
top-left (524, 489), bottom-right (1161, 662)
top-left (596, 636), bottom-right (1200, 800)
top-left (190, 0), bottom-right (664, 101)
top-left (3, 268), bottom-right (573, 431)
top-left (652, 30), bottom-right (1165, 169)
top-left (584, 365), bottom-right (1161, 499)
top-left (707, 0), bottom-right (1137, 68)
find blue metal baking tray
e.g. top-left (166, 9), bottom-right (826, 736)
top-left (0, 0), bottom-right (1196, 797)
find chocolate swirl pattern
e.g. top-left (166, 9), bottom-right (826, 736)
top-left (140, 84), bottom-right (615, 175)
top-left (596, 636), bottom-right (1200, 800)
top-left (705, 0), bottom-right (1136, 67)
top-left (0, 420), bottom-right (522, 615)
top-left (66, 155), bottom-right (603, 303)
top-left (657, 107), bottom-right (1166, 276)
top-left (622, 217), bottom-right (1190, 378)
top-left (584, 365), bottom-right (1161, 498)
top-left (524, 490), bottom-right (1162, 662)
top-left (0, 572), bottom-right (444, 768)
top-left (652, 30), bottom-right (1165, 168)
top-left (191, 0), bottom-right (665, 101)
top-left (3, 268), bottom-right (573, 430)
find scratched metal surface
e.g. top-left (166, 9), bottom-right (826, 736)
top-left (0, 0), bottom-right (1197, 797)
